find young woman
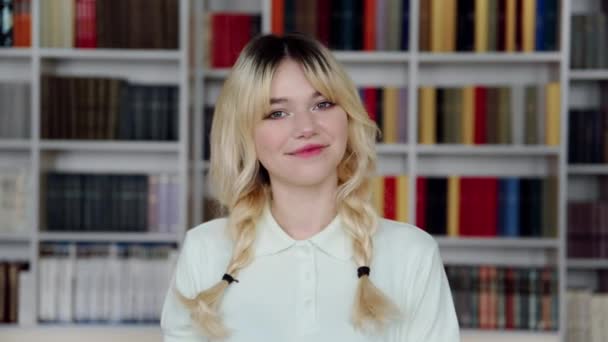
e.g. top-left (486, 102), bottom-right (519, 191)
top-left (161, 33), bottom-right (460, 341)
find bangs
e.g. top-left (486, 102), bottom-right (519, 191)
top-left (235, 34), bottom-right (355, 121)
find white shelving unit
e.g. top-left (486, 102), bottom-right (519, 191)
top-left (566, 0), bottom-right (608, 313)
top-left (0, 0), bottom-right (191, 338)
top-left (3, 0), bottom-right (605, 341)
top-left (189, 1), bottom-right (570, 341)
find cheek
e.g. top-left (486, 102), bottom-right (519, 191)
top-left (254, 125), bottom-right (285, 161)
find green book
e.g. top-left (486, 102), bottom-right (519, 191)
top-left (524, 86), bottom-right (539, 144)
top-left (497, 87), bottom-right (512, 144)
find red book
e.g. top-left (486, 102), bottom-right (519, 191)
top-left (363, 88), bottom-right (377, 122)
top-left (363, 0), bottom-right (376, 50)
top-left (230, 15), bottom-right (252, 66)
top-left (459, 177), bottom-right (475, 236)
top-left (316, 0), bottom-right (331, 47)
top-left (271, 0), bottom-right (284, 35)
top-left (384, 176), bottom-right (396, 219)
top-left (76, 0), bottom-right (97, 48)
top-left (416, 177), bottom-right (427, 230)
top-left (479, 178), bottom-right (498, 236)
top-left (211, 14), bottom-right (230, 67)
top-left (474, 86), bottom-right (487, 144)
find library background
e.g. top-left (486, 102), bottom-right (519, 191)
top-left (0, 0), bottom-right (607, 341)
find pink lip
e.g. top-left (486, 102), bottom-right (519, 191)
top-left (289, 144), bottom-right (327, 157)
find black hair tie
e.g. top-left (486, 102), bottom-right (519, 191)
top-left (222, 273), bottom-right (239, 284)
top-left (357, 266), bottom-right (370, 278)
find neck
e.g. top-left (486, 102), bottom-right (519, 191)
top-left (268, 178), bottom-right (339, 240)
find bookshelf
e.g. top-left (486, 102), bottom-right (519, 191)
top-left (190, 0), bottom-right (571, 341)
top-left (2, 0), bottom-right (606, 341)
top-left (566, 2), bottom-right (608, 340)
top-left (0, 0), bottom-right (191, 336)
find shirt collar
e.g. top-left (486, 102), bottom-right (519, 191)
top-left (254, 203), bottom-right (353, 261)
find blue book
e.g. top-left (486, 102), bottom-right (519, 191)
top-left (504, 178), bottom-right (520, 237)
top-left (535, 0), bottom-right (546, 51)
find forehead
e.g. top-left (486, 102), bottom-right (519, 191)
top-left (270, 59), bottom-right (316, 99)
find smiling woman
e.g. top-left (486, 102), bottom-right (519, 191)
top-left (160, 33), bottom-right (460, 342)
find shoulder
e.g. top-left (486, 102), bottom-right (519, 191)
top-left (182, 217), bottom-right (233, 261)
top-left (373, 218), bottom-right (439, 258)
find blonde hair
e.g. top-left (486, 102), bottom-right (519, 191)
top-left (177, 33), bottom-right (400, 339)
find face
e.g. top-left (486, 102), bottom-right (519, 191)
top-left (253, 58), bottom-right (349, 189)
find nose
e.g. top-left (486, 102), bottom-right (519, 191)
top-left (293, 109), bottom-right (317, 138)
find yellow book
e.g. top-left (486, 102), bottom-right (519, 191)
top-left (419, 87), bottom-right (437, 144)
top-left (522, 0), bottom-right (536, 52)
top-left (505, 0), bottom-right (516, 52)
top-left (447, 176), bottom-right (460, 237)
top-left (383, 87), bottom-right (398, 144)
top-left (396, 175), bottom-right (409, 223)
top-left (475, 0), bottom-right (489, 52)
top-left (430, 0), bottom-right (443, 52)
top-left (372, 176), bottom-right (385, 216)
top-left (545, 83), bottom-right (561, 146)
top-left (443, 0), bottom-right (457, 52)
top-left (461, 87), bottom-right (475, 144)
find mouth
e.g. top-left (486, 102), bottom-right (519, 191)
top-left (288, 145), bottom-right (328, 157)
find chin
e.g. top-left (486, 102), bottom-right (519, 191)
top-left (276, 168), bottom-right (338, 188)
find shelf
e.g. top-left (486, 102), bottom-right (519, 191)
top-left (568, 164), bottom-right (608, 175)
top-left (0, 233), bottom-right (30, 243)
top-left (39, 48), bottom-right (181, 61)
top-left (376, 143), bottom-right (409, 154)
top-left (333, 51), bottom-right (410, 63)
top-left (460, 329), bottom-right (558, 342)
top-left (417, 145), bottom-right (560, 156)
top-left (201, 68), bottom-right (230, 79)
top-left (193, 160), bottom-right (210, 171)
top-left (38, 232), bottom-right (180, 243)
top-left (39, 140), bottom-right (180, 153)
top-left (0, 325), bottom-right (162, 342)
top-left (0, 139), bottom-right (31, 150)
top-left (568, 258), bottom-right (608, 269)
top-left (569, 70), bottom-right (608, 81)
top-left (0, 48), bottom-right (32, 58)
top-left (418, 52), bottom-right (561, 63)
top-left (436, 237), bottom-right (560, 249)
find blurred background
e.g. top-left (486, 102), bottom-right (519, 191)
top-left (0, 0), bottom-right (607, 341)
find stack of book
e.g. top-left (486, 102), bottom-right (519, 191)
top-left (0, 261), bottom-right (29, 324)
top-left (0, 82), bottom-right (30, 139)
top-left (38, 243), bottom-right (176, 323)
top-left (44, 172), bottom-right (180, 234)
top-left (567, 287), bottom-right (608, 342)
top-left (0, 0), bottom-right (31, 47)
top-left (208, 13), bottom-right (261, 68)
top-left (412, 176), bottom-right (556, 237)
top-left (0, 168), bottom-right (29, 235)
top-left (40, 0), bottom-right (178, 49)
top-left (568, 176), bottom-right (608, 258)
top-left (419, 0), bottom-right (559, 52)
top-left (271, 0), bottom-right (410, 51)
top-left (447, 265), bottom-right (559, 330)
top-left (41, 76), bottom-right (179, 141)
top-left (568, 83), bottom-right (608, 164)
top-left (359, 87), bottom-right (408, 143)
top-left (571, 9), bottom-right (608, 69)
top-left (418, 83), bottom-right (561, 145)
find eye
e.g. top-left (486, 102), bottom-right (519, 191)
top-left (313, 101), bottom-right (335, 111)
top-left (265, 110), bottom-right (289, 120)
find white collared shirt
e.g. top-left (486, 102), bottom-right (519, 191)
top-left (161, 205), bottom-right (460, 342)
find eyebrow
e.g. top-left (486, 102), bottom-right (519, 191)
top-left (269, 91), bottom-right (324, 105)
